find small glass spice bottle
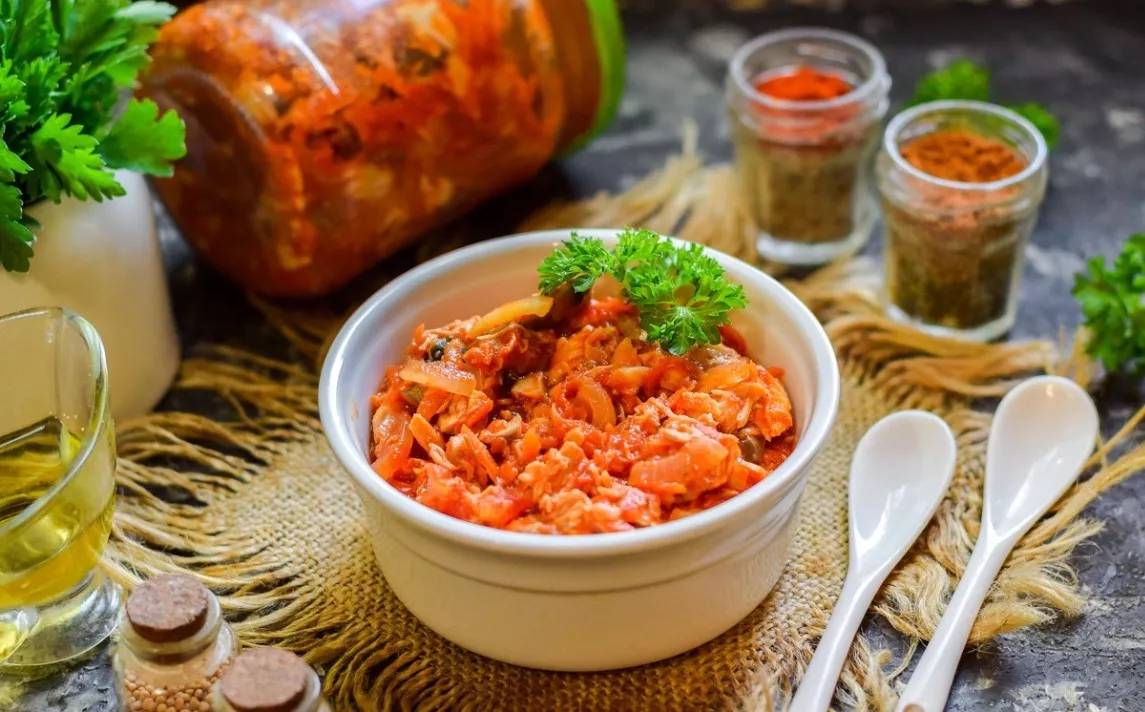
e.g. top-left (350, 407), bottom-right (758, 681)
top-left (876, 100), bottom-right (1049, 341)
top-left (726, 27), bottom-right (890, 266)
top-left (213, 648), bottom-right (330, 712)
top-left (113, 574), bottom-right (238, 712)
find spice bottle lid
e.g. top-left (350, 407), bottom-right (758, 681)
top-left (126, 574), bottom-right (211, 643)
top-left (218, 648), bottom-right (311, 712)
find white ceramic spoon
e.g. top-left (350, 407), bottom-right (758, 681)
top-left (895, 376), bottom-right (1099, 712)
top-left (790, 411), bottom-right (958, 712)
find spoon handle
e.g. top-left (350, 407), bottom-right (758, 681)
top-left (790, 575), bottom-right (880, 712)
top-left (895, 540), bottom-right (1012, 712)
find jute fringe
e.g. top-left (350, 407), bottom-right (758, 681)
top-left (103, 130), bottom-right (1144, 711)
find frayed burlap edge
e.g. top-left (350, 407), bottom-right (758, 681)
top-left (103, 128), bottom-right (1145, 711)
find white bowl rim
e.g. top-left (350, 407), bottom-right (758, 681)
top-left (319, 229), bottom-right (840, 559)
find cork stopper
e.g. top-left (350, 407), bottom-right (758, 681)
top-left (218, 648), bottom-right (310, 712)
top-left (126, 574), bottom-right (211, 643)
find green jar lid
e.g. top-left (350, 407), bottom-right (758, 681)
top-left (559, 0), bottom-right (626, 156)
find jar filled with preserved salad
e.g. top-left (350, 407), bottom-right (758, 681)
top-left (141, 0), bottom-right (625, 297)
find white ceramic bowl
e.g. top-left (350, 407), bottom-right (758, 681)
top-left (319, 229), bottom-right (840, 672)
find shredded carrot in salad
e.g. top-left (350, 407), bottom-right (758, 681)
top-left (370, 296), bottom-right (796, 534)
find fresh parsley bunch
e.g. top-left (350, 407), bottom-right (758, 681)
top-left (538, 228), bottom-right (748, 356)
top-left (909, 59), bottom-right (991, 106)
top-left (907, 59), bottom-right (1060, 148)
top-left (0, 0), bottom-right (186, 272)
top-left (1072, 234), bottom-right (1145, 375)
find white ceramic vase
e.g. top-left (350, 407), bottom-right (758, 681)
top-left (0, 172), bottom-right (180, 421)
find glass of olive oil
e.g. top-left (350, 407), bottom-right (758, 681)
top-left (0, 307), bottom-right (120, 673)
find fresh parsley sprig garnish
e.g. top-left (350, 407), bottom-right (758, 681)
top-left (538, 228), bottom-right (748, 356)
top-left (0, 0), bottom-right (186, 273)
top-left (537, 233), bottom-right (613, 295)
top-left (1072, 234), bottom-right (1145, 375)
top-left (908, 59), bottom-right (1060, 148)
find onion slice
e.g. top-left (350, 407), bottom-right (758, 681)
top-left (574, 377), bottom-right (617, 429)
top-left (399, 359), bottom-right (476, 396)
top-left (467, 295), bottom-right (554, 338)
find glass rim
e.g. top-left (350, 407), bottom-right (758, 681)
top-left (0, 306), bottom-right (111, 537)
top-left (883, 100), bottom-right (1050, 192)
top-left (729, 27), bottom-right (889, 112)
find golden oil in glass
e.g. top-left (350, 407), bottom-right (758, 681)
top-left (0, 417), bottom-right (116, 660)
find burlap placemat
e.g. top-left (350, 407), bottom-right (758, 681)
top-left (104, 133), bottom-right (1145, 711)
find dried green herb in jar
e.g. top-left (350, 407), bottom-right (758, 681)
top-left (883, 198), bottom-right (1027, 330)
top-left (732, 123), bottom-right (878, 245)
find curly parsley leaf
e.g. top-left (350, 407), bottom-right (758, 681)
top-left (1009, 102), bottom-right (1060, 149)
top-left (623, 239), bottom-right (748, 355)
top-left (537, 233), bottom-right (615, 294)
top-left (1072, 235), bottom-right (1145, 375)
top-left (908, 59), bottom-right (1059, 148)
top-left (908, 59), bottom-right (990, 107)
top-left (538, 228), bottom-right (748, 356)
top-left (98, 98), bottom-right (186, 176)
top-left (611, 226), bottom-right (676, 284)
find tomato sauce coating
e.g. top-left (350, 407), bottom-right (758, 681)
top-left (370, 297), bottom-right (796, 534)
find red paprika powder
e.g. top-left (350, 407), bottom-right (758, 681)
top-left (755, 66), bottom-right (852, 102)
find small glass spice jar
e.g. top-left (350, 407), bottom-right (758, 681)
top-left (114, 574), bottom-right (238, 712)
top-left (140, 0), bottom-right (625, 297)
top-left (726, 27), bottom-right (890, 266)
top-left (213, 648), bottom-right (330, 712)
top-left (876, 100), bottom-right (1049, 341)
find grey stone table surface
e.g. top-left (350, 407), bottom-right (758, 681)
top-left (8, 1), bottom-right (1145, 710)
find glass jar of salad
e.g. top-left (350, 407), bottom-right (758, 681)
top-left (141, 0), bottom-right (625, 297)
top-left (726, 28), bottom-right (890, 266)
top-left (876, 101), bottom-right (1049, 341)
